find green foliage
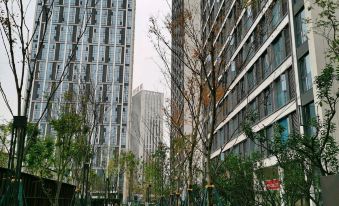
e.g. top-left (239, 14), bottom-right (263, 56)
top-left (212, 154), bottom-right (257, 206)
top-left (25, 136), bottom-right (54, 177)
top-left (89, 169), bottom-right (106, 192)
top-left (26, 123), bottom-right (40, 141)
top-left (119, 151), bottom-right (139, 174)
top-left (0, 122), bottom-right (11, 167)
top-left (212, 153), bottom-right (314, 206)
top-left (143, 144), bottom-right (171, 201)
top-left (50, 112), bottom-right (90, 181)
top-left (23, 111), bottom-right (93, 205)
top-left (108, 158), bottom-right (119, 177)
top-left (24, 113), bottom-right (91, 178)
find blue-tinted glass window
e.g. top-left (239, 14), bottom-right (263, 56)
top-left (279, 118), bottom-right (289, 142)
top-left (275, 74), bottom-right (288, 108)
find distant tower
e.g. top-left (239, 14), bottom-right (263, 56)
top-left (129, 86), bottom-right (164, 162)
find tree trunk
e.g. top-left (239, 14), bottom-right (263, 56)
top-left (206, 151), bottom-right (213, 206)
top-left (122, 170), bottom-right (129, 203)
top-left (188, 153), bottom-right (193, 206)
top-left (55, 175), bottom-right (62, 206)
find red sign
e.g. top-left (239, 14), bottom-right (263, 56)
top-left (264, 179), bottom-right (281, 190)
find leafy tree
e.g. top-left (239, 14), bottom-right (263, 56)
top-left (120, 151), bottom-right (139, 203)
top-left (213, 154), bottom-right (259, 206)
top-left (23, 112), bottom-right (91, 206)
top-left (25, 136), bottom-right (54, 177)
top-left (50, 112), bottom-right (89, 205)
top-left (89, 169), bottom-right (106, 192)
top-left (143, 144), bottom-right (171, 203)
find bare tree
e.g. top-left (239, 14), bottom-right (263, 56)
top-left (149, 5), bottom-right (236, 206)
top-left (148, 0), bottom-right (292, 205)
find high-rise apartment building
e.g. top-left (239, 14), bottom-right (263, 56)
top-left (171, 0), bottom-right (186, 137)
top-left (27, 0), bottom-right (136, 190)
top-left (171, 0), bottom-right (201, 134)
top-left (171, 0), bottom-right (203, 189)
top-left (200, 0), bottom-right (338, 181)
top-left (129, 85), bottom-right (164, 161)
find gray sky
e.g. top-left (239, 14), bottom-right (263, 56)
top-left (0, 0), bottom-right (171, 122)
top-left (133, 0), bottom-right (170, 93)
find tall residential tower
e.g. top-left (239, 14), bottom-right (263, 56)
top-left (28, 0), bottom-right (136, 190)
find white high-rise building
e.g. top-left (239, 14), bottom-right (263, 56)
top-left (129, 85), bottom-right (164, 161)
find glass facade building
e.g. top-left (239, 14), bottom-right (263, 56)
top-left (27, 0), bottom-right (135, 188)
top-left (199, 0), bottom-right (320, 159)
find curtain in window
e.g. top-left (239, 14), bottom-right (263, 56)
top-left (295, 9), bottom-right (308, 47)
top-left (300, 54), bottom-right (313, 92)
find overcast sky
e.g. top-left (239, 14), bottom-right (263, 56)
top-left (0, 0), bottom-right (171, 123)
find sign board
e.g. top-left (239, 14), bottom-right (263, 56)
top-left (264, 179), bottom-right (280, 191)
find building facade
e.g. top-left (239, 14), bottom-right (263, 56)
top-left (171, 0), bottom-right (186, 137)
top-left (28, 0), bottom-right (136, 189)
top-left (171, 0), bottom-right (202, 187)
top-left (129, 86), bottom-right (164, 161)
top-left (200, 0), bottom-right (338, 203)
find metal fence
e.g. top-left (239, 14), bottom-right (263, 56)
top-left (0, 167), bottom-right (76, 206)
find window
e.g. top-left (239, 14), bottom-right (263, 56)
top-left (262, 51), bottom-right (270, 78)
top-left (264, 87), bottom-right (273, 115)
top-left (284, 27), bottom-right (291, 56)
top-left (272, 34), bottom-right (285, 68)
top-left (228, 119), bottom-right (234, 140)
top-left (295, 9), bottom-right (308, 47)
top-left (230, 61), bottom-right (236, 80)
top-left (303, 102), bottom-right (316, 136)
top-left (245, 5), bottom-right (253, 30)
top-left (272, 0), bottom-right (282, 27)
top-left (266, 126), bottom-right (274, 155)
top-left (259, 17), bottom-right (268, 44)
top-left (247, 67), bottom-right (256, 91)
top-left (239, 78), bottom-right (246, 99)
top-left (299, 54), bottom-right (313, 92)
top-left (249, 99), bottom-right (258, 120)
top-left (275, 74), bottom-right (288, 108)
top-left (278, 117), bottom-right (289, 142)
top-left (233, 115), bottom-right (240, 135)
